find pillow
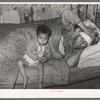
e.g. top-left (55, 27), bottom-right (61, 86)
top-left (78, 41), bottom-right (100, 68)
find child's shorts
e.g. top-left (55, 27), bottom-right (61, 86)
top-left (23, 54), bottom-right (39, 66)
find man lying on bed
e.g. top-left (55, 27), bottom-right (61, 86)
top-left (59, 10), bottom-right (100, 68)
top-left (66, 27), bottom-right (100, 68)
top-left (61, 20), bottom-right (100, 68)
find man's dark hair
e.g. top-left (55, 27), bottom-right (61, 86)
top-left (36, 24), bottom-right (52, 38)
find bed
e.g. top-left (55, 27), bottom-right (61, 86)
top-left (0, 18), bottom-right (100, 89)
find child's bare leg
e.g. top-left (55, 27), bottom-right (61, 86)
top-left (36, 62), bottom-right (44, 89)
top-left (18, 59), bottom-right (29, 89)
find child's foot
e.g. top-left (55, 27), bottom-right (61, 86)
top-left (23, 76), bottom-right (29, 89)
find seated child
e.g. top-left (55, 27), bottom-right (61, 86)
top-left (18, 24), bottom-right (52, 89)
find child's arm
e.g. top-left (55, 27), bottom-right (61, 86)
top-left (38, 46), bottom-right (51, 62)
top-left (27, 41), bottom-right (38, 61)
top-left (38, 51), bottom-right (51, 63)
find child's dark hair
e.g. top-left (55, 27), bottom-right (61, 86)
top-left (36, 24), bottom-right (52, 38)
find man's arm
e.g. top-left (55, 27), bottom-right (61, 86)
top-left (83, 20), bottom-right (100, 38)
top-left (77, 22), bottom-right (91, 35)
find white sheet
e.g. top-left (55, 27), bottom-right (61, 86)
top-left (78, 41), bottom-right (100, 68)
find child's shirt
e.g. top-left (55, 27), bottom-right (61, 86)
top-left (33, 40), bottom-right (46, 58)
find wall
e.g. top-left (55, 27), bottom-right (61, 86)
top-left (0, 4), bottom-right (98, 24)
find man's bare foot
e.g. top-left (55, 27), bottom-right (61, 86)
top-left (23, 76), bottom-right (29, 89)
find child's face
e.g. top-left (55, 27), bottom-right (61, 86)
top-left (37, 34), bottom-right (49, 46)
top-left (73, 35), bottom-right (88, 50)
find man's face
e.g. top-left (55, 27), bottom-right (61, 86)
top-left (37, 33), bottom-right (49, 46)
top-left (73, 35), bottom-right (88, 50)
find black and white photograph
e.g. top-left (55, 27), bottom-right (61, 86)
top-left (0, 3), bottom-right (100, 90)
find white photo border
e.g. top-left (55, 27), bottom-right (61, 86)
top-left (0, 2), bottom-right (100, 98)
